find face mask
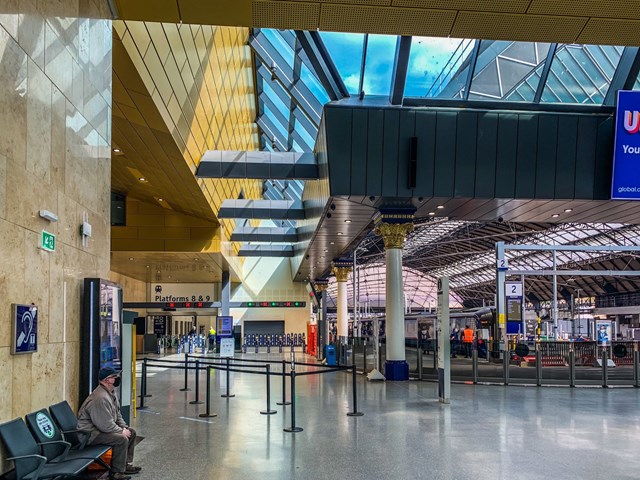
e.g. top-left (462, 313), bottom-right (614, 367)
top-left (113, 377), bottom-right (121, 388)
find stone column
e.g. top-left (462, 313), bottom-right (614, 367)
top-left (374, 218), bottom-right (414, 381)
top-left (332, 262), bottom-right (352, 343)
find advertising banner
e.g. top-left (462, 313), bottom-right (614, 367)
top-left (612, 90), bottom-right (640, 200)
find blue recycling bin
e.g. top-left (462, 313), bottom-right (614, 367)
top-left (325, 345), bottom-right (337, 366)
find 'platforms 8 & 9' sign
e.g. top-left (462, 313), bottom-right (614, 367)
top-left (612, 90), bottom-right (640, 200)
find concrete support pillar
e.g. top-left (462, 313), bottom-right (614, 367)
top-left (374, 218), bottom-right (414, 381)
top-left (221, 270), bottom-right (230, 317)
top-left (332, 264), bottom-right (352, 343)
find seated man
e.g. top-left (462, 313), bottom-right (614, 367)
top-left (77, 367), bottom-right (142, 480)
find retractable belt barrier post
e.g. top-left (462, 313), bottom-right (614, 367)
top-left (472, 348), bottom-right (478, 385)
top-left (189, 359), bottom-right (204, 404)
top-left (141, 357), bottom-right (152, 398)
top-left (347, 361), bottom-right (363, 417)
top-left (363, 341), bottom-right (368, 373)
top-left (417, 344), bottom-right (422, 380)
top-left (276, 359), bottom-right (291, 406)
top-left (199, 366), bottom-right (217, 418)
top-left (138, 359), bottom-right (148, 410)
top-left (569, 348), bottom-right (575, 388)
top-left (634, 345), bottom-right (640, 388)
top-left (602, 348), bottom-right (609, 388)
top-left (503, 342), bottom-right (509, 386)
top-left (536, 345), bottom-right (542, 386)
top-left (284, 352), bottom-right (302, 433)
top-left (221, 357), bottom-right (235, 398)
top-left (260, 364), bottom-right (277, 415)
top-left (180, 353), bottom-right (191, 391)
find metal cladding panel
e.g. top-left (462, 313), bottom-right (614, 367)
top-left (326, 108), bottom-right (352, 195)
top-left (474, 113), bottom-right (498, 198)
top-left (415, 111), bottom-right (436, 198)
top-left (555, 116), bottom-right (578, 199)
top-left (574, 116), bottom-right (599, 199)
top-left (397, 110), bottom-right (416, 198)
top-left (366, 109), bottom-right (384, 196)
top-left (382, 110), bottom-right (400, 197)
top-left (515, 113), bottom-right (538, 199)
top-left (455, 111), bottom-right (478, 197)
top-left (594, 116), bottom-right (614, 200)
top-left (535, 115), bottom-right (558, 199)
top-left (322, 104), bottom-right (614, 202)
top-left (433, 111), bottom-right (457, 197)
top-left (351, 109), bottom-right (369, 196)
top-left (495, 113), bottom-right (519, 198)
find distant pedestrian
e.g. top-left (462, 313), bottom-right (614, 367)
top-left (462, 325), bottom-right (474, 358)
top-left (208, 326), bottom-right (216, 352)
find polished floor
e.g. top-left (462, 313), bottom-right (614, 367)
top-left (126, 352), bottom-right (640, 480)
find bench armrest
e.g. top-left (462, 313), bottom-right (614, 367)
top-left (7, 454), bottom-right (47, 462)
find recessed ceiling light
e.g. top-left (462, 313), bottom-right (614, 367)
top-left (138, 177), bottom-right (146, 182)
top-left (158, 198), bottom-right (163, 202)
top-left (428, 212), bottom-right (435, 216)
top-left (437, 205), bottom-right (444, 209)
top-left (344, 219), bottom-right (351, 223)
top-left (112, 148), bottom-right (121, 153)
top-left (324, 249), bottom-right (328, 253)
top-left (330, 241), bottom-right (335, 245)
top-left (564, 208), bottom-right (572, 213)
top-left (337, 232), bottom-right (343, 235)
top-left (552, 214), bottom-right (560, 218)
top-left (128, 257), bottom-right (134, 261)
top-left (320, 256), bottom-right (325, 259)
top-left (146, 265), bottom-right (150, 268)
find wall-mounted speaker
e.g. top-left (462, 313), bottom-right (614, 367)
top-left (408, 136), bottom-right (417, 189)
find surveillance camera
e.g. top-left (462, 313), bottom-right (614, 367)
top-left (498, 217), bottom-right (504, 223)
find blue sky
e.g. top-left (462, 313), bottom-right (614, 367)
top-left (319, 32), bottom-right (467, 97)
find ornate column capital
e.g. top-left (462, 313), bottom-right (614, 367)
top-left (374, 221), bottom-right (414, 249)
top-left (313, 280), bottom-right (329, 293)
top-left (331, 263), bottom-right (352, 282)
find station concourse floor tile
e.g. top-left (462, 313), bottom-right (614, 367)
top-left (128, 353), bottom-right (640, 480)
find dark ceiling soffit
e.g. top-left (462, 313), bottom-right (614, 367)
top-left (231, 226), bottom-right (299, 242)
top-left (390, 36), bottom-right (411, 105)
top-left (533, 43), bottom-right (558, 103)
top-left (295, 30), bottom-right (350, 101)
top-left (344, 96), bottom-right (615, 114)
top-left (603, 46), bottom-right (640, 106)
top-left (238, 245), bottom-right (294, 257)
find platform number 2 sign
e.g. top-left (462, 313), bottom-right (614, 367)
top-left (496, 258), bottom-right (509, 270)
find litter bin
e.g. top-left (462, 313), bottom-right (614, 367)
top-left (325, 345), bottom-right (337, 366)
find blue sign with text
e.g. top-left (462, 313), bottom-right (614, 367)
top-left (612, 90), bottom-right (640, 200)
top-left (12, 304), bottom-right (38, 355)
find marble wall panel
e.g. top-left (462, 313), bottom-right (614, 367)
top-left (0, 347), bottom-right (13, 420)
top-left (11, 352), bottom-right (32, 417)
top-left (26, 57), bottom-right (52, 182)
top-left (51, 85), bottom-right (66, 186)
top-left (64, 340), bottom-right (79, 410)
top-left (0, 154), bottom-right (5, 218)
top-left (0, 27), bottom-right (27, 168)
top-left (0, 220), bottom-right (26, 348)
top-left (44, 21), bottom-right (73, 109)
top-left (18, 0), bottom-right (45, 69)
top-left (31, 342), bottom-right (65, 410)
top-left (0, 0), bottom-right (19, 40)
top-left (48, 241), bottom-right (64, 344)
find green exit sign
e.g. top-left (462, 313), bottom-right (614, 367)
top-left (41, 230), bottom-right (56, 252)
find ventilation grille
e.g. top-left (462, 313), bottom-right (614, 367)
top-left (528, 0), bottom-right (640, 19)
top-left (320, 4), bottom-right (455, 36)
top-left (578, 18), bottom-right (640, 46)
top-left (451, 12), bottom-right (588, 43)
top-left (392, 0), bottom-right (530, 14)
top-left (252, 1), bottom-right (320, 30)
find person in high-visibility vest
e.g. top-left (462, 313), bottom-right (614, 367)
top-left (462, 325), bottom-right (474, 358)
top-left (208, 326), bottom-right (216, 352)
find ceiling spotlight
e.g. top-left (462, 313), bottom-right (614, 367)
top-left (138, 177), bottom-right (146, 182)
top-left (437, 205), bottom-right (444, 209)
top-left (324, 249), bottom-right (328, 253)
top-left (337, 232), bottom-right (343, 236)
top-left (344, 219), bottom-right (351, 223)
top-left (112, 148), bottom-right (121, 153)
top-left (146, 265), bottom-right (150, 268)
top-left (564, 208), bottom-right (572, 213)
top-left (330, 241), bottom-right (335, 245)
top-left (158, 198), bottom-right (163, 202)
top-left (552, 214), bottom-right (560, 218)
top-left (128, 257), bottom-right (134, 261)
top-left (428, 212), bottom-right (435, 216)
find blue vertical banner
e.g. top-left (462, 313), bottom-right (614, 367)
top-left (612, 90), bottom-right (640, 200)
top-left (11, 304), bottom-right (38, 355)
